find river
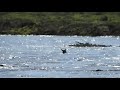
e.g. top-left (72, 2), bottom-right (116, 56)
top-left (0, 35), bottom-right (120, 78)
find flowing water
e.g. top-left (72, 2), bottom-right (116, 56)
top-left (0, 35), bottom-right (120, 78)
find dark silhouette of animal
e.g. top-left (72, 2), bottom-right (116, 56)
top-left (61, 48), bottom-right (67, 54)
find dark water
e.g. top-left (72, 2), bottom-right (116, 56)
top-left (0, 35), bottom-right (120, 78)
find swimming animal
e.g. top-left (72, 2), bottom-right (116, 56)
top-left (61, 48), bottom-right (67, 54)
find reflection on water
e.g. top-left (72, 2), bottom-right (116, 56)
top-left (0, 35), bottom-right (120, 78)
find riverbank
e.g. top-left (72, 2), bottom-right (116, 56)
top-left (0, 12), bottom-right (120, 36)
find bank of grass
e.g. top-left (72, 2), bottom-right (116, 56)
top-left (0, 12), bottom-right (120, 36)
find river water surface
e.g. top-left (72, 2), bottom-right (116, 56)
top-left (0, 35), bottom-right (120, 78)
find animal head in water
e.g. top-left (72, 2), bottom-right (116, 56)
top-left (61, 48), bottom-right (67, 54)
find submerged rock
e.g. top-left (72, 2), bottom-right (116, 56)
top-left (69, 42), bottom-right (112, 47)
top-left (95, 69), bottom-right (103, 71)
top-left (0, 64), bottom-right (4, 67)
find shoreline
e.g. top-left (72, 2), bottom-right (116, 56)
top-left (0, 34), bottom-right (120, 36)
top-left (0, 12), bottom-right (120, 36)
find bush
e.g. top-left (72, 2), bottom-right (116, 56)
top-left (100, 16), bottom-right (108, 21)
